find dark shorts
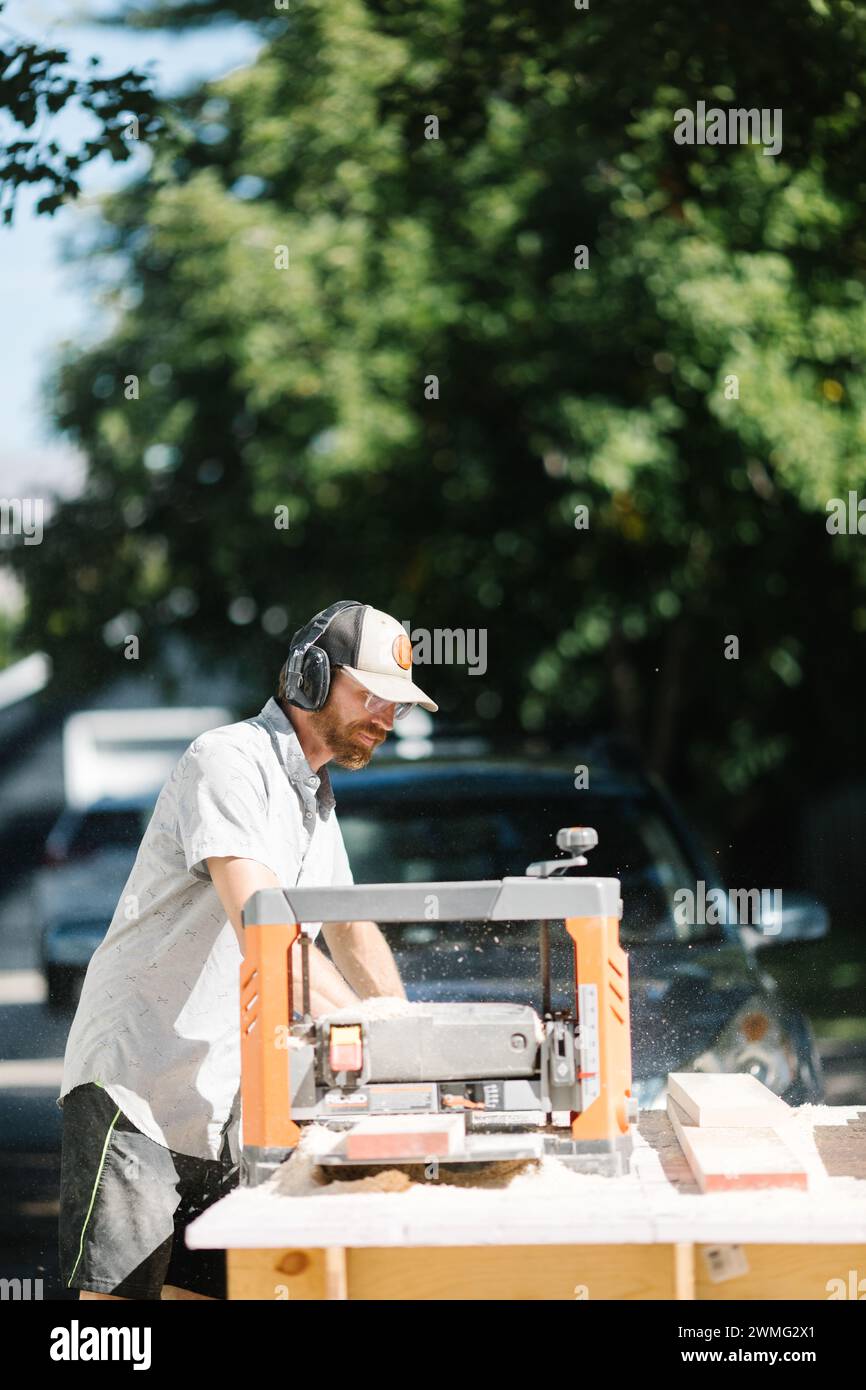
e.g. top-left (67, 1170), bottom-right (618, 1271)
top-left (59, 1082), bottom-right (238, 1300)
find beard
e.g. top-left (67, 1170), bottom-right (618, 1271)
top-left (307, 701), bottom-right (386, 769)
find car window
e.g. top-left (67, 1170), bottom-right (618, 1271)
top-left (68, 808), bottom-right (151, 857)
top-left (337, 794), bottom-right (704, 946)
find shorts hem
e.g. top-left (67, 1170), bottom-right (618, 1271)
top-left (69, 1278), bottom-right (161, 1299)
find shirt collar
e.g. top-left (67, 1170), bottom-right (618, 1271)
top-left (258, 697), bottom-right (336, 817)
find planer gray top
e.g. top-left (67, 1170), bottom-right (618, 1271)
top-left (243, 874), bottom-right (622, 927)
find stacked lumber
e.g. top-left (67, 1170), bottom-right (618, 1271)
top-left (666, 1072), bottom-right (808, 1193)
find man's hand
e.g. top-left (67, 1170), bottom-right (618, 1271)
top-left (206, 856), bottom-right (360, 1013)
top-left (320, 919), bottom-right (407, 1000)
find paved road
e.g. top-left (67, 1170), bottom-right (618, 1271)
top-left (0, 873), bottom-right (75, 1300)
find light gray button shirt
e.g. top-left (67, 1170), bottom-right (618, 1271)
top-left (58, 698), bottom-right (354, 1161)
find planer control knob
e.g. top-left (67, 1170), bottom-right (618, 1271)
top-left (525, 826), bottom-right (599, 878)
top-left (556, 827), bottom-right (598, 858)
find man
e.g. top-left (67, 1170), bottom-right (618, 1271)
top-left (57, 600), bottom-right (438, 1300)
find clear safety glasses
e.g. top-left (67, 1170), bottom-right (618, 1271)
top-left (340, 668), bottom-right (413, 720)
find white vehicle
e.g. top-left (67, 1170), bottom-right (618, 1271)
top-left (62, 706), bottom-right (230, 808)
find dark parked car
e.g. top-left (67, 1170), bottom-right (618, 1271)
top-left (329, 755), bottom-right (828, 1109)
top-left (38, 793), bottom-right (157, 1007)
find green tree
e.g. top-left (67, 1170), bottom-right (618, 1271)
top-left (12, 0), bottom-right (866, 832)
top-left (0, 2), bottom-right (159, 223)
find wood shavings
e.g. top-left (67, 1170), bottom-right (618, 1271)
top-left (262, 1104), bottom-right (866, 1206)
top-left (324, 996), bottom-right (420, 1022)
top-left (316, 1168), bottom-right (415, 1194)
top-left (266, 1122), bottom-right (603, 1199)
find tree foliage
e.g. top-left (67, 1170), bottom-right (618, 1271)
top-left (0, 1), bottom-right (159, 223)
top-left (10, 0), bottom-right (866, 833)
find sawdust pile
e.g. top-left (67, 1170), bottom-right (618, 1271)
top-left (267, 1123), bottom-right (595, 1199)
top-left (260, 1103), bottom-right (866, 1205)
top-left (324, 996), bottom-right (422, 1022)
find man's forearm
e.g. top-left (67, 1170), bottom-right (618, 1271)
top-left (320, 920), bottom-right (406, 999)
top-left (292, 938), bottom-right (360, 1014)
top-left (205, 856), bottom-right (361, 1016)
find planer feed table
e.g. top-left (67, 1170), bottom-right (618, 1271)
top-left (239, 826), bottom-right (637, 1186)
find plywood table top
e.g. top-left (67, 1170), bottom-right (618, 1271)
top-left (187, 1104), bottom-right (866, 1251)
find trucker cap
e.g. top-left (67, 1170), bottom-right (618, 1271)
top-left (314, 603), bottom-right (438, 712)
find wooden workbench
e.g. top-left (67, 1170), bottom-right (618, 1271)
top-left (186, 1104), bottom-right (866, 1299)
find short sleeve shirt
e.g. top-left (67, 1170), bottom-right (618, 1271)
top-left (57, 698), bottom-right (354, 1161)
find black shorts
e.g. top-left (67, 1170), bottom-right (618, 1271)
top-left (58, 1082), bottom-right (238, 1300)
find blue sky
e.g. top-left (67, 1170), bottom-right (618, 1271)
top-left (0, 0), bottom-right (261, 501)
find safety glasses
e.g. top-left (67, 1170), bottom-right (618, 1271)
top-left (339, 668), bottom-right (413, 720)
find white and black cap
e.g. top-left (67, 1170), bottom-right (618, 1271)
top-left (313, 603), bottom-right (438, 712)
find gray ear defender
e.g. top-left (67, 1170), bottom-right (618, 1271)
top-left (280, 600), bottom-right (363, 712)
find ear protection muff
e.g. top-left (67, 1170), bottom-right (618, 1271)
top-left (280, 599), bottom-right (363, 712)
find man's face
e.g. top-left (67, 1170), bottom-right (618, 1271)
top-left (308, 667), bottom-right (396, 769)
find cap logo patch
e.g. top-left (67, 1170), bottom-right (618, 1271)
top-left (392, 633), bottom-right (412, 669)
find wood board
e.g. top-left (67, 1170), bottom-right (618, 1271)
top-left (667, 1071), bottom-right (793, 1128)
top-left (344, 1113), bottom-right (466, 1161)
top-left (667, 1094), bottom-right (808, 1193)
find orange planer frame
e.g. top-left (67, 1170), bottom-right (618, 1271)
top-left (240, 912), bottom-right (632, 1153)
